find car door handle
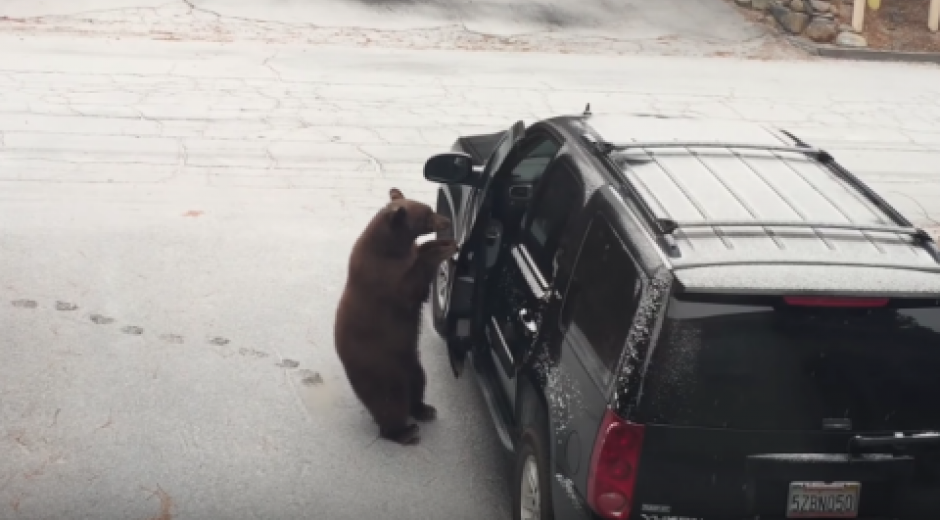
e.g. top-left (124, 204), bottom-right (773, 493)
top-left (519, 308), bottom-right (538, 335)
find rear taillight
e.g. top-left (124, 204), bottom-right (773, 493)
top-left (783, 296), bottom-right (889, 308)
top-left (587, 409), bottom-right (645, 519)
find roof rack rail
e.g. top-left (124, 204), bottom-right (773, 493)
top-left (581, 136), bottom-right (827, 159)
top-left (657, 218), bottom-right (932, 241)
top-left (778, 129), bottom-right (924, 234)
top-left (670, 259), bottom-right (940, 275)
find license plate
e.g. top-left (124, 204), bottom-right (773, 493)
top-left (786, 482), bottom-right (860, 518)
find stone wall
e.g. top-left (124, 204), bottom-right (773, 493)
top-left (735, 0), bottom-right (868, 46)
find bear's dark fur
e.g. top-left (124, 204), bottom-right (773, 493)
top-left (334, 188), bottom-right (457, 445)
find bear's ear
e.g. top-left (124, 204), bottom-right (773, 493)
top-left (390, 206), bottom-right (407, 227)
top-left (389, 188), bottom-right (404, 201)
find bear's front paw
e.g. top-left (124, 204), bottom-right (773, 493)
top-left (418, 238), bottom-right (456, 252)
top-left (419, 239), bottom-right (458, 263)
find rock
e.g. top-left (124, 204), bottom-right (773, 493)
top-left (839, 23), bottom-right (857, 33)
top-left (835, 31), bottom-right (868, 47)
top-left (735, 0), bottom-right (752, 6)
top-left (790, 0), bottom-right (806, 12)
top-left (817, 12), bottom-right (834, 19)
top-left (804, 18), bottom-right (839, 41)
top-left (772, 4), bottom-right (812, 33)
top-left (810, 0), bottom-right (832, 12)
top-left (830, 4), bottom-right (840, 13)
top-left (751, 0), bottom-right (772, 10)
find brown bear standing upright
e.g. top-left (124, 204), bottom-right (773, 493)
top-left (334, 188), bottom-right (458, 445)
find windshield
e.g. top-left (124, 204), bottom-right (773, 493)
top-left (637, 295), bottom-right (940, 432)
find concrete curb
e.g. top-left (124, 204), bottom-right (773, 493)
top-left (788, 36), bottom-right (940, 64)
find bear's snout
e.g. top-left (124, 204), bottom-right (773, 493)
top-left (432, 214), bottom-right (451, 232)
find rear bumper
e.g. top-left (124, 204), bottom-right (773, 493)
top-left (633, 425), bottom-right (940, 520)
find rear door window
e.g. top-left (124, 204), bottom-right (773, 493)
top-left (561, 216), bottom-right (643, 388)
top-left (637, 295), bottom-right (940, 432)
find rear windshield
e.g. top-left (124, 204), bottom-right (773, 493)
top-left (636, 294), bottom-right (940, 432)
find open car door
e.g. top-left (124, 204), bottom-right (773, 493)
top-left (444, 120), bottom-right (526, 377)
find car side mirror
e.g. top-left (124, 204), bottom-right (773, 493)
top-left (424, 153), bottom-right (476, 185)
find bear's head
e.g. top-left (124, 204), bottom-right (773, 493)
top-left (383, 188), bottom-right (451, 242)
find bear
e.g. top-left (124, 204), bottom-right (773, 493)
top-left (334, 188), bottom-right (458, 445)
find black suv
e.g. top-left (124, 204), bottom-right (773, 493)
top-left (422, 111), bottom-right (940, 520)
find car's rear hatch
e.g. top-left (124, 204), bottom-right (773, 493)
top-left (629, 293), bottom-right (940, 520)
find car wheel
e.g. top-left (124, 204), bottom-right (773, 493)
top-left (431, 193), bottom-right (455, 338)
top-left (513, 423), bottom-right (554, 520)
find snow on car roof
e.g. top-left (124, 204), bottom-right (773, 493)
top-left (582, 116), bottom-right (940, 296)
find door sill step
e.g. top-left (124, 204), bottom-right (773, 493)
top-left (470, 354), bottom-right (515, 453)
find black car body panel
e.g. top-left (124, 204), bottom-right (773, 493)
top-left (425, 113), bottom-right (940, 520)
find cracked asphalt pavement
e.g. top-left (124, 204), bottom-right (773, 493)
top-left (2, 2), bottom-right (940, 520)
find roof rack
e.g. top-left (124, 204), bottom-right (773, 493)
top-left (657, 218), bottom-right (932, 241)
top-left (670, 259), bottom-right (940, 275)
top-left (584, 138), bottom-right (828, 160)
top-left (582, 130), bottom-right (940, 263)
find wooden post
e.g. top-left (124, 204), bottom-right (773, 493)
top-left (853, 0), bottom-right (866, 32)
top-left (930, 0), bottom-right (940, 32)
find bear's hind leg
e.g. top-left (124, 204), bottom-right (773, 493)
top-left (408, 355), bottom-right (437, 422)
top-left (372, 382), bottom-right (420, 446)
top-left (380, 422), bottom-right (419, 446)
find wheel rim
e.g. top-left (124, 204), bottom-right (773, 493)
top-left (520, 454), bottom-right (541, 520)
top-left (435, 260), bottom-right (450, 311)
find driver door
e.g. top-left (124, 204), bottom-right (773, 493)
top-left (444, 121), bottom-right (525, 375)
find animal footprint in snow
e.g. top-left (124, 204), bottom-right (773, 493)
top-left (238, 347), bottom-right (269, 358)
top-left (121, 326), bottom-right (144, 335)
top-left (276, 359), bottom-right (300, 368)
top-left (299, 369), bottom-right (324, 386)
top-left (89, 314), bottom-right (115, 325)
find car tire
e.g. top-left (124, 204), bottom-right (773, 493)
top-left (431, 192), bottom-right (455, 338)
top-left (513, 421), bottom-right (555, 520)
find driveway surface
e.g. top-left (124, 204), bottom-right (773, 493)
top-left (2, 3), bottom-right (940, 520)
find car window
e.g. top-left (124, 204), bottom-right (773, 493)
top-left (467, 125), bottom-right (524, 234)
top-left (521, 159), bottom-right (582, 276)
top-left (561, 216), bottom-right (643, 386)
top-left (638, 296), bottom-right (940, 431)
top-left (482, 124), bottom-right (523, 180)
top-left (509, 138), bottom-right (560, 184)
